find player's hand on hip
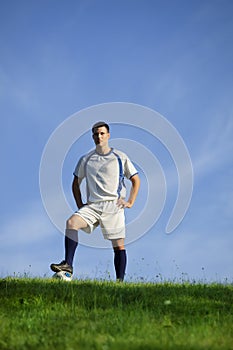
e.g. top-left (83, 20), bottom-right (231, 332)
top-left (117, 198), bottom-right (132, 209)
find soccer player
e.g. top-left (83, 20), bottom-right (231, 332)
top-left (50, 121), bottom-right (140, 281)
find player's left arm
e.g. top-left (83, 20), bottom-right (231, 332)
top-left (118, 174), bottom-right (140, 209)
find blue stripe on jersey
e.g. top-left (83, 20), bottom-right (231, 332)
top-left (113, 151), bottom-right (125, 198)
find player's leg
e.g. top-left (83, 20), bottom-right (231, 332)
top-left (64, 214), bottom-right (88, 268)
top-left (99, 201), bottom-right (127, 281)
top-left (111, 238), bottom-right (127, 282)
top-left (50, 214), bottom-right (88, 274)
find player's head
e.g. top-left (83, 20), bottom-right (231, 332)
top-left (92, 121), bottom-right (110, 133)
top-left (92, 121), bottom-right (110, 146)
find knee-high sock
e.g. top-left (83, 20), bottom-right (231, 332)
top-left (65, 229), bottom-right (78, 267)
top-left (114, 249), bottom-right (127, 281)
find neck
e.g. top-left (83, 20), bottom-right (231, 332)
top-left (95, 144), bottom-right (111, 155)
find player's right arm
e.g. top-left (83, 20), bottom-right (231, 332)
top-left (72, 176), bottom-right (86, 209)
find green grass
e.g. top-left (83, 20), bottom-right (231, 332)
top-left (0, 278), bottom-right (232, 350)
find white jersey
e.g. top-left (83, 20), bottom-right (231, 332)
top-left (73, 148), bottom-right (138, 203)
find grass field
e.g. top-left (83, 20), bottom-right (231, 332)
top-left (0, 278), bottom-right (232, 350)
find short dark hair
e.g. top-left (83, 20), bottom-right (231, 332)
top-left (92, 121), bottom-right (110, 133)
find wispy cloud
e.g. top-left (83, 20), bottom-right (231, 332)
top-left (130, 228), bottom-right (233, 282)
top-left (193, 112), bottom-right (233, 178)
top-left (0, 201), bottom-right (55, 248)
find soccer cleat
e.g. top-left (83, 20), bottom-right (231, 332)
top-left (50, 260), bottom-right (73, 274)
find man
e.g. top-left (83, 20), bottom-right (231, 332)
top-left (50, 121), bottom-right (140, 281)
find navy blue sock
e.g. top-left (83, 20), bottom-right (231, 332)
top-left (114, 249), bottom-right (127, 281)
top-left (65, 229), bottom-right (78, 267)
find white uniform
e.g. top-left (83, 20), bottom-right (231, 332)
top-left (73, 148), bottom-right (138, 239)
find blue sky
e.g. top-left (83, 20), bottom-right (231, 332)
top-left (1, 0), bottom-right (233, 282)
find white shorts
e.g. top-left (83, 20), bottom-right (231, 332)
top-left (74, 200), bottom-right (125, 240)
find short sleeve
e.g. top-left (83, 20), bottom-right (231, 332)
top-left (123, 154), bottom-right (138, 179)
top-left (73, 155), bottom-right (85, 179)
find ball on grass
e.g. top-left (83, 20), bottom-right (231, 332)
top-left (52, 271), bottom-right (72, 282)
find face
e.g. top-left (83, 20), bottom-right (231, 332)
top-left (92, 126), bottom-right (110, 146)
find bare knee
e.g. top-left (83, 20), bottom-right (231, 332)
top-left (112, 239), bottom-right (125, 251)
top-left (66, 216), bottom-right (75, 230)
top-left (66, 215), bottom-right (87, 230)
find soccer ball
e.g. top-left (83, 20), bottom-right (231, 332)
top-left (52, 271), bottom-right (73, 282)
